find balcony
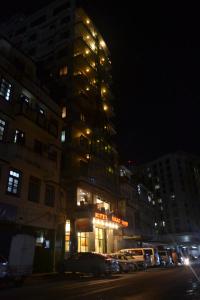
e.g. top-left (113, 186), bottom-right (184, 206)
top-left (0, 143), bottom-right (57, 175)
top-left (14, 102), bottom-right (58, 138)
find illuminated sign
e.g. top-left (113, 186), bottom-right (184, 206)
top-left (95, 212), bottom-right (128, 227)
top-left (95, 212), bottom-right (108, 220)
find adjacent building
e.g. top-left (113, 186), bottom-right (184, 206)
top-left (140, 152), bottom-right (200, 254)
top-left (0, 38), bottom-right (65, 271)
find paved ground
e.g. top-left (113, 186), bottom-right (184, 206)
top-left (1, 265), bottom-right (200, 299)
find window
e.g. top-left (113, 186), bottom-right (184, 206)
top-left (53, 2), bottom-right (70, 16)
top-left (34, 140), bottom-right (43, 154)
top-left (0, 119), bottom-right (6, 141)
top-left (95, 228), bottom-right (105, 253)
top-left (7, 170), bottom-right (21, 195)
top-left (28, 176), bottom-right (41, 203)
top-left (65, 220), bottom-right (71, 252)
top-left (45, 185), bottom-right (55, 207)
top-left (78, 232), bottom-right (89, 252)
top-left (0, 78), bottom-right (11, 101)
top-left (14, 130), bottom-right (25, 145)
top-left (59, 66), bottom-right (68, 76)
top-left (61, 130), bottom-right (66, 142)
top-left (30, 16), bottom-right (46, 27)
top-left (20, 94), bottom-right (30, 104)
top-left (62, 106), bottom-right (67, 118)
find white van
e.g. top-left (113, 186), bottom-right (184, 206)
top-left (119, 248), bottom-right (160, 267)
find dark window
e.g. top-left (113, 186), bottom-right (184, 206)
top-left (0, 118), bottom-right (6, 141)
top-left (7, 169), bottom-right (21, 195)
top-left (14, 129), bottom-right (25, 145)
top-left (60, 31), bottom-right (70, 39)
top-left (60, 16), bottom-right (71, 24)
top-left (15, 27), bottom-right (26, 35)
top-left (53, 2), bottom-right (70, 16)
top-left (34, 140), bottom-right (43, 155)
top-left (28, 48), bottom-right (36, 56)
top-left (48, 150), bottom-right (57, 162)
top-left (31, 16), bottom-right (46, 27)
top-left (48, 120), bottom-right (58, 137)
top-left (29, 33), bottom-right (37, 41)
top-left (45, 185), bottom-right (55, 207)
top-left (0, 78), bottom-right (11, 101)
top-left (28, 176), bottom-right (41, 203)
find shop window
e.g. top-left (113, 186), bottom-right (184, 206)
top-left (0, 118), bottom-right (6, 141)
top-left (77, 232), bottom-right (89, 252)
top-left (95, 228), bottom-right (105, 253)
top-left (14, 129), bottom-right (25, 145)
top-left (45, 184), bottom-right (55, 207)
top-left (7, 169), bottom-right (21, 195)
top-left (28, 176), bottom-right (41, 203)
top-left (0, 78), bottom-right (11, 101)
top-left (65, 220), bottom-right (71, 252)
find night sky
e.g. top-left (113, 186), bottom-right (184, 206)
top-left (1, 0), bottom-right (200, 164)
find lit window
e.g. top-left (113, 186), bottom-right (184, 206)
top-left (80, 113), bottom-right (85, 122)
top-left (78, 232), bottom-right (89, 252)
top-left (0, 78), bottom-right (11, 101)
top-left (103, 104), bottom-right (108, 111)
top-left (0, 119), bottom-right (6, 141)
top-left (62, 106), bottom-right (67, 118)
top-left (59, 66), bottom-right (68, 76)
top-left (20, 94), bottom-right (29, 103)
top-left (14, 129), bottom-right (25, 145)
top-left (65, 220), bottom-right (70, 252)
top-left (61, 130), bottom-right (66, 142)
top-left (7, 169), bottom-right (21, 195)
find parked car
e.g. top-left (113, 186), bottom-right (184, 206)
top-left (119, 248), bottom-right (148, 269)
top-left (105, 253), bottom-right (137, 273)
top-left (60, 252), bottom-right (119, 277)
top-left (158, 250), bottom-right (173, 267)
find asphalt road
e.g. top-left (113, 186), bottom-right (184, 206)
top-left (1, 266), bottom-right (200, 300)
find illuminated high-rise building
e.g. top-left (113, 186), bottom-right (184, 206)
top-left (1, 0), bottom-right (128, 254)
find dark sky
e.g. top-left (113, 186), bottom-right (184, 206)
top-left (1, 0), bottom-right (200, 164)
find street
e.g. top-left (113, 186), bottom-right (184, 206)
top-left (1, 266), bottom-right (200, 300)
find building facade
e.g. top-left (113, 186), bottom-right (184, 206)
top-left (1, 0), bottom-right (128, 255)
top-left (119, 166), bottom-right (155, 249)
top-left (0, 38), bottom-right (65, 272)
top-left (140, 152), bottom-right (200, 254)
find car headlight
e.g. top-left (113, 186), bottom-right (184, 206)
top-left (184, 257), bottom-right (190, 266)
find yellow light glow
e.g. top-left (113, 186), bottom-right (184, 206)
top-left (86, 154), bottom-right (90, 159)
top-left (86, 19), bottom-right (90, 24)
top-left (86, 87), bottom-right (90, 91)
top-left (103, 104), bottom-right (108, 111)
top-left (104, 125), bottom-right (107, 129)
top-left (86, 67), bottom-right (90, 73)
top-left (97, 139), bottom-right (100, 143)
top-left (92, 62), bottom-right (96, 67)
top-left (91, 43), bottom-right (96, 51)
top-left (101, 57), bottom-right (105, 62)
top-left (100, 40), bottom-right (106, 48)
top-left (86, 128), bottom-right (91, 135)
top-left (85, 49), bottom-right (89, 55)
top-left (86, 35), bottom-right (90, 40)
top-left (93, 79), bottom-right (96, 84)
top-left (102, 88), bottom-right (106, 94)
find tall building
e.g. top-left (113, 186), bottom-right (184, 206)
top-left (119, 165), bottom-right (155, 249)
top-left (0, 38), bottom-right (65, 272)
top-left (1, 0), bottom-right (128, 255)
top-left (140, 152), bottom-right (200, 253)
